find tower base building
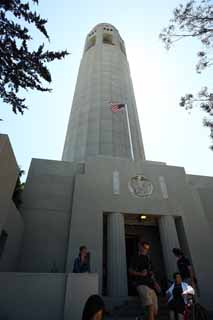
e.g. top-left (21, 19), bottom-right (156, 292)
top-left (0, 23), bottom-right (213, 320)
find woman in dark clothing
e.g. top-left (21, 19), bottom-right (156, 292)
top-left (73, 246), bottom-right (90, 273)
top-left (82, 295), bottom-right (105, 320)
top-left (167, 272), bottom-right (194, 320)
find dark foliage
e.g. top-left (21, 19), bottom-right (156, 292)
top-left (0, 0), bottom-right (69, 117)
top-left (12, 167), bottom-right (25, 209)
top-left (160, 0), bottom-right (213, 149)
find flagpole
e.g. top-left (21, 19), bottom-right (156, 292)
top-left (125, 103), bottom-right (134, 160)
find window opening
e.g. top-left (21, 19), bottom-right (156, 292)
top-left (86, 36), bottom-right (96, 51)
top-left (103, 33), bottom-right (113, 45)
top-left (0, 230), bottom-right (8, 259)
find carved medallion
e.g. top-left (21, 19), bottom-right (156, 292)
top-left (128, 175), bottom-right (154, 197)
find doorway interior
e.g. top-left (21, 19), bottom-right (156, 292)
top-left (125, 214), bottom-right (167, 295)
top-left (102, 213), bottom-right (167, 296)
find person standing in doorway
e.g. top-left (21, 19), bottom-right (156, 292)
top-left (172, 248), bottom-right (196, 289)
top-left (73, 245), bottom-right (90, 273)
top-left (129, 240), bottom-right (160, 320)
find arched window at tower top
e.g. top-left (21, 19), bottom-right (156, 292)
top-left (85, 35), bottom-right (96, 52)
top-left (103, 33), bottom-right (114, 45)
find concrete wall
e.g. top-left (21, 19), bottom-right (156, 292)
top-left (0, 202), bottom-right (24, 271)
top-left (0, 272), bottom-right (98, 320)
top-left (0, 273), bottom-right (66, 320)
top-left (0, 134), bottom-right (24, 271)
top-left (0, 134), bottom-right (19, 230)
top-left (64, 273), bottom-right (99, 320)
top-left (19, 159), bottom-right (80, 272)
top-left (187, 174), bottom-right (213, 231)
top-left (66, 157), bottom-right (213, 310)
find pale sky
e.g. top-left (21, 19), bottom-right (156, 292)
top-left (1, 0), bottom-right (213, 180)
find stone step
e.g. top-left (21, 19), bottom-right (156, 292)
top-left (104, 297), bottom-right (169, 319)
top-left (105, 302), bottom-right (213, 320)
top-left (107, 316), bottom-right (169, 319)
top-left (105, 316), bottom-right (169, 320)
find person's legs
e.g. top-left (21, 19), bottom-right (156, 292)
top-left (136, 285), bottom-right (155, 320)
top-left (169, 310), bottom-right (176, 320)
top-left (177, 313), bottom-right (184, 320)
top-left (169, 311), bottom-right (184, 320)
top-left (150, 289), bottom-right (158, 316)
top-left (147, 304), bottom-right (154, 320)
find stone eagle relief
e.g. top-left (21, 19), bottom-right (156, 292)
top-left (128, 175), bottom-right (154, 197)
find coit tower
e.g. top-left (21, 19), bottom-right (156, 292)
top-left (62, 23), bottom-right (145, 162)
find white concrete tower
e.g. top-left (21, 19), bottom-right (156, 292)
top-left (62, 23), bottom-right (145, 162)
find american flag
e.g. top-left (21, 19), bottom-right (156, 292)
top-left (111, 103), bottom-right (125, 113)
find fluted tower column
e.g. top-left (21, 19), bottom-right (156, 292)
top-left (107, 213), bottom-right (128, 297)
top-left (159, 215), bottom-right (180, 281)
top-left (62, 23), bottom-right (145, 162)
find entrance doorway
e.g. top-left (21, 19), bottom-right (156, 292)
top-left (125, 214), bottom-right (167, 295)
